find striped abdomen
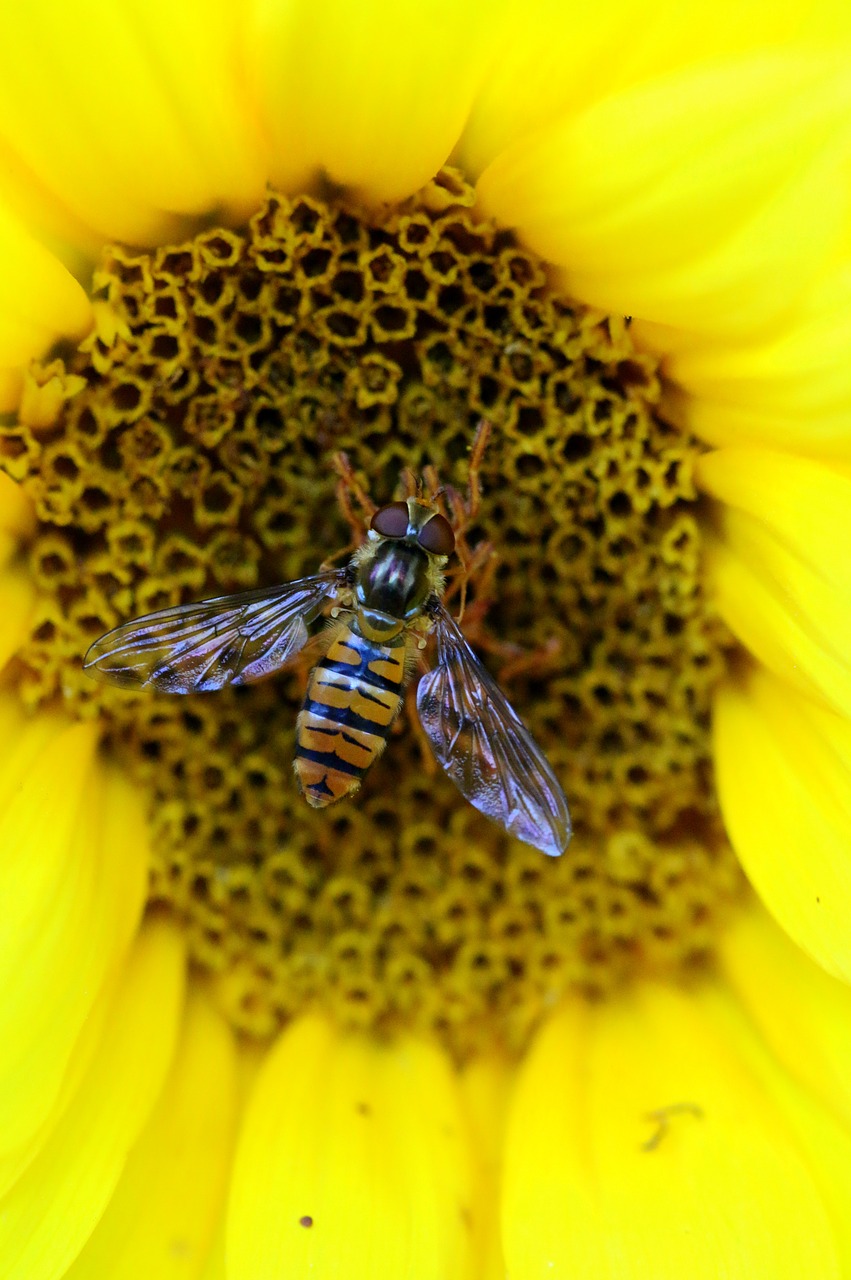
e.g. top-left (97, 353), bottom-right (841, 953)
top-left (294, 623), bottom-right (406, 807)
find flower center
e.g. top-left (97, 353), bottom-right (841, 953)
top-left (4, 170), bottom-right (743, 1056)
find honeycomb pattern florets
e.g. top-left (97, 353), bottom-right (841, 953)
top-left (2, 170), bottom-right (742, 1057)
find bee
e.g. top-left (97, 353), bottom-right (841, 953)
top-left (84, 498), bottom-right (571, 856)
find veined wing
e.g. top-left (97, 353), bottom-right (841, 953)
top-left (416, 602), bottom-right (571, 857)
top-left (84, 571), bottom-right (344, 693)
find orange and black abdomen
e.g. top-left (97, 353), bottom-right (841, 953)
top-left (294, 623), bottom-right (406, 807)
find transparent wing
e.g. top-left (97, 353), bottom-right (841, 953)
top-left (84, 571), bottom-right (344, 693)
top-left (416, 602), bottom-right (571, 857)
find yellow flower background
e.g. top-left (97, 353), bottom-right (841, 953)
top-left (1, 1), bottom-right (851, 1277)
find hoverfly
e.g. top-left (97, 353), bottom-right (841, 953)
top-left (84, 498), bottom-right (571, 857)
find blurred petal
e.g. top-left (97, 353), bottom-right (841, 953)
top-left (197, 1042), bottom-right (265, 1280)
top-left (0, 472), bottom-right (36, 543)
top-left (720, 906), bottom-right (851, 1129)
top-left (0, 477), bottom-right (35, 632)
top-left (477, 54), bottom-right (851, 341)
top-left (712, 916), bottom-right (851, 1271)
top-left (0, 1), bottom-right (265, 246)
top-left (0, 918), bottom-right (186, 1280)
top-left (714, 667), bottom-right (851, 982)
top-left (228, 1014), bottom-right (474, 1279)
top-left (0, 946), bottom-right (115, 1199)
top-left (197, 1223), bottom-right (225, 1280)
top-left (460, 0), bottom-right (851, 177)
top-left (0, 135), bottom-right (103, 271)
top-left (0, 369), bottom-right (23, 414)
top-left (64, 988), bottom-right (238, 1280)
top-left (0, 570), bottom-right (34, 669)
top-left (119, 0), bottom-right (268, 219)
top-left (656, 262), bottom-right (851, 457)
top-left (245, 0), bottom-right (500, 200)
top-left (458, 1054), bottom-right (511, 1280)
top-left (0, 707), bottom-right (148, 1155)
top-left (0, 194), bottom-right (91, 368)
top-left (755, 1072), bottom-right (851, 1273)
top-left (445, 0), bottom-right (636, 179)
top-left (504, 986), bottom-right (839, 1278)
top-left (697, 448), bottom-right (851, 719)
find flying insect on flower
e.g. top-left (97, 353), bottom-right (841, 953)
top-left (84, 493), bottom-right (571, 858)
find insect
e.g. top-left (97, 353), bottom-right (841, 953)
top-left (84, 498), bottom-right (571, 857)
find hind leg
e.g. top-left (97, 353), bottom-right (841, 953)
top-left (439, 418), bottom-right (496, 622)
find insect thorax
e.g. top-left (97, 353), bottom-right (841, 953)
top-left (354, 539), bottom-right (432, 642)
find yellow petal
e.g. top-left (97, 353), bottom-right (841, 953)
top-left (713, 667), bottom-right (851, 982)
top-left (460, 0), bottom-right (851, 178)
top-left (720, 906), bottom-right (851, 1130)
top-left (696, 447), bottom-right (851, 580)
top-left (196, 1041), bottom-right (265, 1280)
top-left (0, 706), bottom-right (148, 1155)
top-left (244, 0), bottom-right (499, 200)
top-left (457, 0), bottom-right (638, 178)
top-left (503, 986), bottom-right (840, 1278)
top-left (706, 937), bottom-right (851, 1273)
top-left (0, 917), bottom-right (186, 1280)
top-left (458, 1053), bottom-right (511, 1280)
top-left (0, 136), bottom-right (103, 271)
top-left (63, 987), bottom-right (238, 1280)
top-left (0, 569), bottom-right (34, 669)
top-left (656, 262), bottom-right (851, 457)
top-left (0, 368), bottom-right (23, 414)
top-left (227, 1014), bottom-right (474, 1279)
top-left (0, 472), bottom-right (36, 542)
top-left (477, 53), bottom-right (851, 340)
top-left (703, 525), bottom-right (851, 718)
top-left (0, 946), bottom-right (115, 1199)
top-left (0, 194), bottom-right (91, 367)
top-left (0, 1), bottom-right (264, 246)
top-left (697, 447), bottom-right (851, 718)
top-left (197, 1223), bottom-right (225, 1280)
top-left (759, 1076), bottom-right (851, 1274)
top-left (114, 0), bottom-right (268, 221)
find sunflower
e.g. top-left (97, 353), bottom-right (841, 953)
top-left (2, 1), bottom-right (851, 1275)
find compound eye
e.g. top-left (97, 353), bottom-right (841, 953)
top-left (371, 502), bottom-right (410, 538)
top-left (418, 512), bottom-right (455, 556)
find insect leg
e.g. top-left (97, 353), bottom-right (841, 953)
top-left (438, 418), bottom-right (495, 621)
top-left (405, 671), bottom-right (439, 776)
top-left (641, 1103), bottom-right (704, 1153)
top-left (319, 452), bottom-right (377, 573)
top-left (331, 450), bottom-right (377, 547)
top-left (399, 465), bottom-right (421, 500)
top-left (465, 417), bottom-right (492, 523)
